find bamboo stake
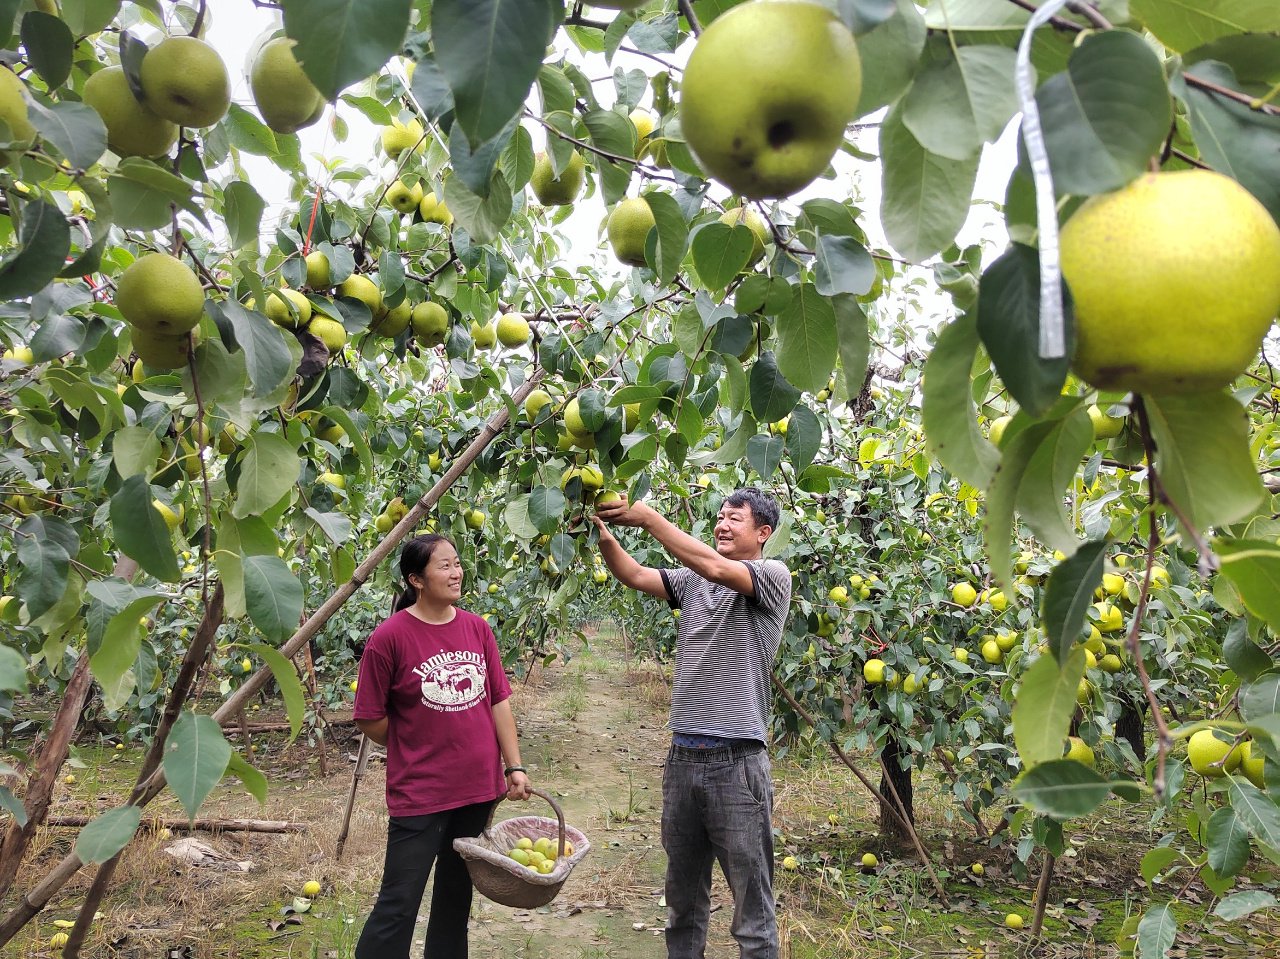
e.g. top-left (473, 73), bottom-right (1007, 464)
top-left (0, 372), bottom-right (545, 946)
top-left (45, 816), bottom-right (306, 834)
top-left (335, 735), bottom-right (373, 862)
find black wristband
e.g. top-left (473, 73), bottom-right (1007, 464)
top-left (504, 765), bottom-right (526, 776)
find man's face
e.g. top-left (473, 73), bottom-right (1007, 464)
top-left (713, 503), bottom-right (770, 559)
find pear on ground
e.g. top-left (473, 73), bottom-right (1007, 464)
top-left (251, 37), bottom-right (325, 134)
top-left (140, 37), bottom-right (231, 127)
top-left (82, 66), bottom-right (177, 158)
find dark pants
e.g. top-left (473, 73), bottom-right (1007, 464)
top-left (355, 800), bottom-right (496, 959)
top-left (662, 743), bottom-right (778, 959)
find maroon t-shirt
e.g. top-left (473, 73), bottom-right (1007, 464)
top-left (353, 608), bottom-right (512, 816)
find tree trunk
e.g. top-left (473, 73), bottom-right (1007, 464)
top-left (878, 733), bottom-right (914, 840)
top-left (1116, 692), bottom-right (1147, 763)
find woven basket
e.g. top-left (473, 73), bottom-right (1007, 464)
top-left (452, 788), bottom-right (590, 909)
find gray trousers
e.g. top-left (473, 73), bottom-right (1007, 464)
top-left (662, 742), bottom-right (778, 959)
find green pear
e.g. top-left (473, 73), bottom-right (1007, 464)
top-left (607, 197), bottom-right (656, 267)
top-left (529, 151), bottom-right (585, 206)
top-left (680, 1), bottom-right (861, 198)
top-left (386, 179), bottom-right (424, 214)
top-left (471, 320), bottom-right (497, 349)
top-left (336, 274), bottom-right (383, 317)
top-left (719, 206), bottom-right (770, 265)
top-left (305, 250), bottom-right (331, 288)
top-left (381, 118), bottom-right (423, 159)
top-left (82, 66), bottom-right (177, 158)
top-left (0, 69), bottom-right (35, 151)
top-left (133, 330), bottom-right (194, 370)
top-left (250, 37), bottom-right (325, 134)
top-left (139, 36), bottom-right (231, 128)
top-left (263, 289), bottom-right (312, 329)
top-left (411, 301), bottom-right (449, 346)
top-left (419, 192), bottom-right (453, 226)
top-left (116, 253), bottom-right (206, 335)
top-left (307, 317), bottom-right (347, 353)
top-left (373, 299), bottom-right (411, 338)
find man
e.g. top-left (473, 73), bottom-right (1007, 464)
top-left (592, 487), bottom-right (791, 959)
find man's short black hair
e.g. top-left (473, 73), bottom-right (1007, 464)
top-left (724, 487), bottom-right (780, 532)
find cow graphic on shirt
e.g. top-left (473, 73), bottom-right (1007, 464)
top-left (414, 650), bottom-right (486, 712)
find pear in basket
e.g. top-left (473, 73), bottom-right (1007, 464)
top-left (533, 837), bottom-right (555, 857)
top-left (508, 848), bottom-right (531, 866)
top-left (536, 859), bottom-right (555, 874)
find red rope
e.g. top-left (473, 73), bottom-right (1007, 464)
top-left (301, 182), bottom-right (323, 256)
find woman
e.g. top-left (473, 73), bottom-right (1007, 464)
top-left (353, 533), bottom-right (531, 958)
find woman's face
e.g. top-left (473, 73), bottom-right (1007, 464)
top-left (410, 542), bottom-right (463, 604)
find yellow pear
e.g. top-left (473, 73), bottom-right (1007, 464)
top-left (419, 192), bottom-right (453, 226)
top-left (386, 179), bottom-right (424, 215)
top-left (1061, 170), bottom-right (1280, 395)
top-left (529, 151), bottom-right (585, 206)
top-left (0, 68), bottom-right (35, 152)
top-left (373, 299), bottom-right (412, 338)
top-left (304, 250), bottom-right (331, 288)
top-left (411, 301), bottom-right (449, 346)
top-left (139, 36), bottom-right (231, 127)
top-left (496, 312), bottom-right (531, 347)
top-left (133, 331), bottom-right (193, 370)
top-left (82, 66), bottom-right (177, 158)
top-left (381, 117), bottom-right (423, 159)
top-left (337, 274), bottom-right (383, 317)
top-left (308, 317), bottom-right (347, 353)
top-left (263, 289), bottom-right (312, 329)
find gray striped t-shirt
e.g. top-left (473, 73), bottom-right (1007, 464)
top-left (659, 559), bottom-right (791, 744)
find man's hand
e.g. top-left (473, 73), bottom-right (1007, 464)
top-left (593, 495), bottom-right (653, 529)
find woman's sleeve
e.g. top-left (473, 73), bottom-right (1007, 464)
top-left (353, 627), bottom-right (394, 720)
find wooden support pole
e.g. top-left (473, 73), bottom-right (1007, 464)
top-left (45, 816), bottom-right (307, 834)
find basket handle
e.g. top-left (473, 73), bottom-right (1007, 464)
top-left (486, 787), bottom-right (568, 860)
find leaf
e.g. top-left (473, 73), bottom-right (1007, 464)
top-left (107, 159), bottom-right (205, 230)
top-left (776, 284), bottom-right (837, 395)
top-left (449, 114), bottom-right (518, 198)
top-left (109, 475), bottom-right (178, 583)
top-left (1214, 890), bottom-right (1278, 921)
top-left (90, 594), bottom-right (163, 713)
top-left (1137, 902), bottom-right (1176, 959)
top-left (1223, 618), bottom-right (1273, 684)
top-left (61, 0), bottom-right (122, 36)
top-left (814, 234), bottom-right (874, 297)
top-left (225, 752), bottom-right (268, 805)
top-left (433, 0), bottom-right (555, 147)
top-left (21, 11), bottom-right (73, 89)
top-left (976, 244), bottom-right (1072, 417)
top-left (224, 181), bottom-right (266, 251)
top-left (1144, 392), bottom-right (1266, 538)
top-left (786, 406), bottom-right (823, 475)
top-left (283, 0), bottom-right (411, 101)
top-left (1043, 540), bottom-right (1106, 662)
top-left (879, 100), bottom-right (979, 263)
top-left (1017, 407), bottom-right (1093, 552)
top-left (162, 713), bottom-right (232, 822)
top-left (503, 495), bottom-right (540, 541)
top-left (1012, 648), bottom-right (1086, 768)
top-left (1229, 779), bottom-right (1280, 851)
top-left (922, 314), bottom-right (999, 489)
top-left (1240, 674), bottom-right (1280, 723)
top-left (1140, 847), bottom-right (1179, 887)
top-left (984, 422), bottom-right (1053, 590)
top-left (443, 171), bottom-right (512, 245)
top-left (1131, 0), bottom-right (1280, 53)
top-left (0, 645), bottom-right (27, 693)
top-left (692, 223), bottom-right (752, 290)
top-left (902, 40), bottom-right (1018, 161)
top-left (303, 508), bottom-right (352, 546)
top-left (73, 806), bottom-right (141, 864)
top-left (249, 644), bottom-right (306, 741)
top-left (1036, 30), bottom-right (1172, 197)
top-left (1216, 545), bottom-right (1280, 651)
top-left (748, 351), bottom-right (801, 424)
top-left (0, 199), bottom-right (70, 298)
top-left (232, 432), bottom-right (301, 519)
top-left (410, 51), bottom-right (455, 121)
top-left (644, 191), bottom-right (688, 287)
top-left (1012, 759), bottom-right (1110, 819)
top-left (1207, 806), bottom-right (1251, 880)
top-left (1181, 61), bottom-right (1280, 224)
top-left (746, 434), bottom-right (785, 481)
top-left (16, 514), bottom-right (75, 620)
top-left (854, 0), bottom-right (927, 117)
top-left (211, 301), bottom-right (295, 396)
top-left (833, 295), bottom-right (870, 403)
top-left (27, 100), bottom-right (107, 170)
top-left (0, 786), bottom-right (27, 827)
top-left (528, 485), bottom-right (566, 535)
top-left (242, 555), bottom-right (304, 645)
top-left (838, 0), bottom-right (896, 34)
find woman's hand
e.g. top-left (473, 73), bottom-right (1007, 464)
top-left (506, 770), bottom-right (532, 801)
